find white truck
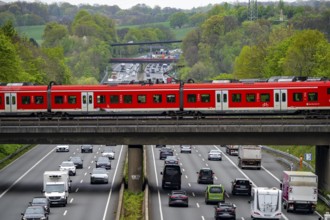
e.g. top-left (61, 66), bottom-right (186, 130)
top-left (281, 171), bottom-right (318, 213)
top-left (43, 171), bottom-right (72, 206)
top-left (250, 187), bottom-right (282, 220)
top-left (320, 212), bottom-right (330, 220)
top-left (238, 145), bottom-right (262, 169)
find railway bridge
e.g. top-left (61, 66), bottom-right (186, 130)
top-left (0, 116), bottom-right (329, 193)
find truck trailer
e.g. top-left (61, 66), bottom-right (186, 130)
top-left (281, 171), bottom-right (318, 213)
top-left (43, 171), bottom-right (72, 206)
top-left (250, 187), bottom-right (282, 220)
top-left (238, 145), bottom-right (262, 169)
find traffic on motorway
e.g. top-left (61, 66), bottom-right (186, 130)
top-left (0, 144), bottom-right (125, 220)
top-left (147, 145), bottom-right (322, 220)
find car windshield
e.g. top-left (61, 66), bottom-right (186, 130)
top-left (45, 184), bottom-right (65, 193)
top-left (93, 169), bottom-right (106, 174)
top-left (61, 162), bottom-right (74, 167)
top-left (25, 207), bottom-right (44, 214)
top-left (71, 157), bottom-right (81, 161)
top-left (236, 180), bottom-right (250, 185)
top-left (200, 170), bottom-right (212, 175)
top-left (98, 157), bottom-right (109, 162)
top-left (210, 150), bottom-right (220, 154)
top-left (32, 198), bottom-right (46, 204)
top-left (210, 186), bottom-right (223, 193)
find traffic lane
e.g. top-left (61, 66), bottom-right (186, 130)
top-left (0, 144), bottom-right (54, 193)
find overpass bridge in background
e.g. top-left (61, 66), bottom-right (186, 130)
top-left (0, 116), bottom-right (329, 193)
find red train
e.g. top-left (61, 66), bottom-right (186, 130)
top-left (0, 81), bottom-right (329, 117)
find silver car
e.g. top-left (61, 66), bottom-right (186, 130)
top-left (90, 168), bottom-right (109, 184)
top-left (208, 150), bottom-right (222, 161)
top-left (180, 145), bottom-right (192, 153)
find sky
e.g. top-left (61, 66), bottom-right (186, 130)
top-left (2, 0), bottom-right (296, 10)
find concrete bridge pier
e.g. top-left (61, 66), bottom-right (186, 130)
top-left (127, 145), bottom-right (143, 192)
top-left (315, 145), bottom-right (330, 192)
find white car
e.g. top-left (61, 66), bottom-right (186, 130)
top-left (101, 146), bottom-right (115, 160)
top-left (59, 161), bottom-right (76, 176)
top-left (55, 145), bottom-right (69, 152)
top-left (208, 150), bottom-right (222, 161)
top-left (180, 145), bottom-right (192, 153)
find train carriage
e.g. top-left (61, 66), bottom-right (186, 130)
top-left (0, 80), bottom-right (329, 117)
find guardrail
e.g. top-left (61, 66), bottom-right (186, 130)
top-left (261, 145), bottom-right (330, 207)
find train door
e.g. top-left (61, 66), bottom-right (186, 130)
top-left (5, 93), bottom-right (17, 112)
top-left (274, 89), bottom-right (287, 111)
top-left (215, 91), bottom-right (228, 111)
top-left (81, 92), bottom-right (94, 112)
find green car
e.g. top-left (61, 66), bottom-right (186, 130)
top-left (205, 184), bottom-right (225, 204)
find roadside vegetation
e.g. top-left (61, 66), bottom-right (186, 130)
top-left (0, 145), bottom-right (34, 169)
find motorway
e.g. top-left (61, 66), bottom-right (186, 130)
top-left (0, 144), bottom-right (323, 220)
top-left (0, 144), bottom-right (126, 220)
top-left (146, 145), bottom-right (321, 220)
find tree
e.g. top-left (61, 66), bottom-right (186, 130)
top-left (42, 22), bottom-right (68, 48)
top-left (169, 12), bottom-right (188, 29)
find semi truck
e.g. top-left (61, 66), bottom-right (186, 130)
top-left (43, 171), bottom-right (72, 206)
top-left (281, 171), bottom-right (318, 213)
top-left (238, 145), bottom-right (262, 169)
top-left (250, 187), bottom-right (282, 220)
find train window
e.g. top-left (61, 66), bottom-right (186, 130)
top-left (124, 95), bottom-right (132, 104)
top-left (110, 95), bottom-right (119, 104)
top-left (187, 94), bottom-right (196, 103)
top-left (55, 96), bottom-right (63, 104)
top-left (293, 93), bottom-right (303, 102)
top-left (232, 94), bottom-right (241, 102)
top-left (22, 96), bottom-right (31, 104)
top-left (282, 93), bottom-right (286, 102)
top-left (83, 95), bottom-right (86, 104)
top-left (12, 96), bottom-right (15, 104)
top-left (308, 92), bottom-right (318, 101)
top-left (153, 95), bottom-right (162, 103)
top-left (246, 94), bottom-right (256, 102)
top-left (167, 95), bottom-right (176, 103)
top-left (34, 96), bottom-right (44, 104)
top-left (138, 95), bottom-right (146, 103)
top-left (275, 93), bottom-right (279, 102)
top-left (260, 93), bottom-right (270, 102)
top-left (217, 94), bottom-right (221, 102)
top-left (0, 97), bottom-right (2, 105)
top-left (328, 88), bottom-right (330, 94)
top-left (6, 96), bottom-right (9, 105)
top-left (89, 95), bottom-right (92, 104)
top-left (97, 95), bottom-right (106, 104)
top-left (68, 96), bottom-right (76, 104)
top-left (201, 94), bottom-right (210, 103)
top-left (223, 94), bottom-right (227, 102)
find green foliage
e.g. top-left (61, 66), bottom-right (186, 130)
top-left (169, 12), bottom-right (189, 29)
top-left (121, 191), bottom-right (144, 220)
top-left (42, 22), bottom-right (68, 48)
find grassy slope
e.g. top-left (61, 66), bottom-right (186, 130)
top-left (16, 25), bottom-right (45, 45)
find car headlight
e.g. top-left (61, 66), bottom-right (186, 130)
top-left (41, 217), bottom-right (46, 220)
top-left (22, 217), bottom-right (27, 220)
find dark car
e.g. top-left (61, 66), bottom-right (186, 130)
top-left (214, 202), bottom-right (236, 220)
top-left (95, 156), bottom-right (111, 170)
top-left (168, 190), bottom-right (189, 207)
top-left (21, 206), bottom-right (49, 220)
top-left (231, 178), bottom-right (252, 195)
top-left (29, 196), bottom-right (50, 214)
top-left (70, 156), bottom-right (83, 169)
top-left (197, 168), bottom-right (214, 184)
top-left (81, 144), bottom-right (93, 153)
top-left (159, 147), bottom-right (174, 160)
top-left (164, 155), bottom-right (179, 165)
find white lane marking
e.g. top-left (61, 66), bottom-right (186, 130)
top-left (201, 216), bottom-right (205, 220)
top-left (185, 175), bottom-right (188, 179)
top-left (0, 146), bottom-right (55, 199)
top-left (84, 172), bottom-right (87, 176)
top-left (196, 203), bottom-right (200, 208)
top-left (63, 210), bottom-right (68, 216)
top-left (70, 198), bottom-right (74, 203)
top-left (102, 145), bottom-right (124, 220)
top-left (205, 163), bottom-right (209, 167)
top-left (75, 188), bottom-right (79, 193)
top-left (198, 154), bottom-right (202, 157)
top-left (80, 180), bottom-right (83, 183)
top-left (213, 145), bottom-right (289, 220)
top-left (188, 183), bottom-right (191, 187)
top-left (88, 166), bottom-right (91, 169)
top-left (261, 166), bottom-right (281, 183)
top-left (182, 168), bottom-right (185, 172)
top-left (202, 158), bottom-right (205, 161)
top-left (192, 192), bottom-right (195, 197)
top-left (151, 146), bottom-right (164, 220)
top-left (214, 176), bottom-right (218, 180)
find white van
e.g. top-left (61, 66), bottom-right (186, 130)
top-left (250, 187), bottom-right (282, 219)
